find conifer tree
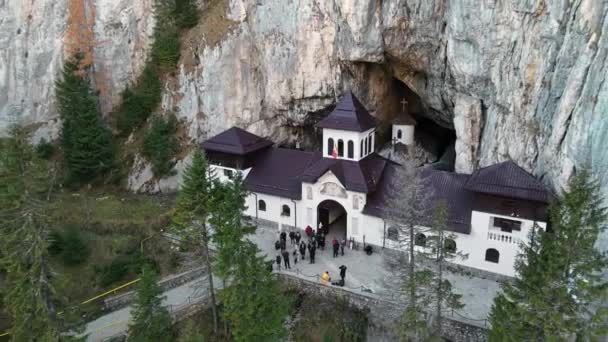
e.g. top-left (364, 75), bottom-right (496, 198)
top-left (128, 266), bottom-right (173, 341)
top-left (423, 200), bottom-right (465, 334)
top-left (55, 54), bottom-right (114, 184)
top-left (172, 150), bottom-right (219, 332)
top-left (211, 174), bottom-right (289, 341)
top-left (489, 170), bottom-right (608, 340)
top-left (174, 0), bottom-right (199, 29)
top-left (142, 114), bottom-right (179, 177)
top-left (0, 126), bottom-right (61, 341)
top-left (383, 162), bottom-right (433, 341)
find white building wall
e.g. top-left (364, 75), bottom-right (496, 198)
top-left (245, 193), bottom-right (300, 231)
top-left (392, 124), bottom-right (415, 145)
top-left (446, 211), bottom-right (546, 277)
top-left (210, 165), bottom-right (251, 183)
top-left (322, 128), bottom-right (375, 161)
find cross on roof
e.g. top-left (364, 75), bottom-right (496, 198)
top-left (400, 98), bottom-right (408, 112)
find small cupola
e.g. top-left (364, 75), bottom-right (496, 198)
top-left (392, 98), bottom-right (416, 146)
top-left (317, 91), bottom-right (378, 161)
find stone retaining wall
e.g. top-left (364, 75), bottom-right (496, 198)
top-left (103, 267), bottom-right (206, 311)
top-left (277, 273), bottom-right (488, 342)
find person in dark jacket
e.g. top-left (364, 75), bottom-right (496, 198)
top-left (340, 238), bottom-right (346, 256)
top-left (295, 231), bottom-right (302, 244)
top-left (280, 231), bottom-right (287, 243)
top-left (275, 240), bottom-right (281, 250)
top-left (289, 231), bottom-right (296, 245)
top-left (275, 254), bottom-right (282, 271)
top-left (339, 265), bottom-right (347, 282)
top-left (299, 241), bottom-right (306, 260)
top-left (282, 249), bottom-right (291, 269)
top-left (280, 238), bottom-right (286, 251)
top-left (332, 238), bottom-right (339, 258)
top-left (309, 243), bottom-right (316, 264)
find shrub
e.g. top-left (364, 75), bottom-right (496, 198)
top-left (99, 255), bottom-right (134, 286)
top-left (175, 0), bottom-right (199, 29)
top-left (142, 114), bottom-right (179, 177)
top-left (152, 24), bottom-right (180, 69)
top-left (48, 225), bottom-right (91, 266)
top-left (115, 65), bottom-right (162, 135)
top-left (35, 138), bottom-right (54, 159)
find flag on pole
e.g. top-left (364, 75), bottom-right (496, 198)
top-left (332, 146), bottom-right (338, 159)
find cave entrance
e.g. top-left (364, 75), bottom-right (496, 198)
top-left (382, 77), bottom-right (456, 170)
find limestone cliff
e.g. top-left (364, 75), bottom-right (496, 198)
top-left (1, 1), bottom-right (607, 232)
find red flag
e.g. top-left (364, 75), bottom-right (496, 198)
top-left (332, 147), bottom-right (338, 159)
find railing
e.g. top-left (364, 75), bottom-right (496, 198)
top-left (487, 231), bottom-right (520, 244)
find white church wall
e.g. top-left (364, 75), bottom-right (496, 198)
top-left (392, 124), bottom-right (415, 145)
top-left (448, 211), bottom-right (547, 277)
top-left (210, 165), bottom-right (251, 183)
top-left (245, 193), bottom-right (299, 231)
top-left (322, 128), bottom-right (375, 160)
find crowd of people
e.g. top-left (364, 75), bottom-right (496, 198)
top-left (273, 225), bottom-right (349, 287)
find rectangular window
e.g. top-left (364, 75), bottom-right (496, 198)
top-left (307, 207), bottom-right (313, 225)
top-left (307, 186), bottom-right (313, 200)
top-left (493, 217), bottom-right (522, 233)
top-left (352, 195), bottom-right (359, 210)
top-left (351, 217), bottom-right (359, 236)
top-left (223, 169), bottom-right (234, 179)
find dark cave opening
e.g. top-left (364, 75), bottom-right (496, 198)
top-left (380, 77), bottom-right (456, 170)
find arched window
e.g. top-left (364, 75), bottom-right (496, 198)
top-left (397, 129), bottom-right (402, 139)
top-left (281, 205), bottom-right (291, 217)
top-left (444, 239), bottom-right (456, 253)
top-left (327, 138), bottom-right (334, 156)
top-left (387, 227), bottom-right (399, 241)
top-left (485, 248), bottom-right (500, 263)
top-left (337, 139), bottom-right (344, 157)
top-left (367, 134), bottom-right (373, 153)
top-left (360, 140), bottom-right (364, 157)
top-left (347, 140), bottom-right (354, 159)
top-left (415, 233), bottom-right (426, 247)
top-left (258, 200), bottom-right (266, 212)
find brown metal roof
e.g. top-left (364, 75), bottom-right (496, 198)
top-left (393, 113), bottom-right (417, 125)
top-left (317, 91), bottom-right (378, 132)
top-left (202, 127), bottom-right (273, 156)
top-left (300, 153), bottom-right (390, 193)
top-left (244, 148), bottom-right (322, 199)
top-left (363, 166), bottom-right (473, 234)
top-left (464, 161), bottom-right (549, 203)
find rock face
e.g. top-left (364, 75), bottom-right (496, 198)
top-left (2, 1), bottom-right (607, 233)
top-left (0, 0), bottom-right (154, 140)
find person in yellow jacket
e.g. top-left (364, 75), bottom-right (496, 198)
top-left (321, 271), bottom-right (331, 285)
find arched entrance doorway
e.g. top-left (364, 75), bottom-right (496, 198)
top-left (317, 199), bottom-right (347, 240)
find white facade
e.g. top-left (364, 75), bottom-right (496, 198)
top-left (210, 165), bottom-right (252, 183)
top-left (392, 124), bottom-right (415, 146)
top-left (322, 128), bottom-right (375, 161)
top-left (210, 126), bottom-right (547, 278)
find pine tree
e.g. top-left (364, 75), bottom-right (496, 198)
top-left (55, 54), bottom-right (114, 184)
top-left (175, 0), bottom-right (199, 29)
top-left (0, 126), bottom-right (61, 341)
top-left (383, 162), bottom-right (433, 341)
top-left (142, 114), bottom-right (179, 177)
top-left (423, 200), bottom-right (465, 335)
top-left (172, 150), bottom-right (219, 332)
top-left (489, 170), bottom-right (608, 341)
top-left (211, 174), bottom-right (289, 341)
top-left (128, 265), bottom-right (173, 341)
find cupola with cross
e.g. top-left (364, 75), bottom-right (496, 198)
top-left (317, 91), bottom-right (378, 161)
top-left (392, 98), bottom-right (416, 146)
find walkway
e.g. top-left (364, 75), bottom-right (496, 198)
top-left (249, 224), bottom-right (499, 326)
top-left (83, 277), bottom-right (210, 341)
top-left (83, 222), bottom-right (499, 340)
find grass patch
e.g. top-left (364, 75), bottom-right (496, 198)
top-left (48, 190), bottom-right (173, 231)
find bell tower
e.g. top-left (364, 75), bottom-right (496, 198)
top-left (317, 91), bottom-right (378, 161)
